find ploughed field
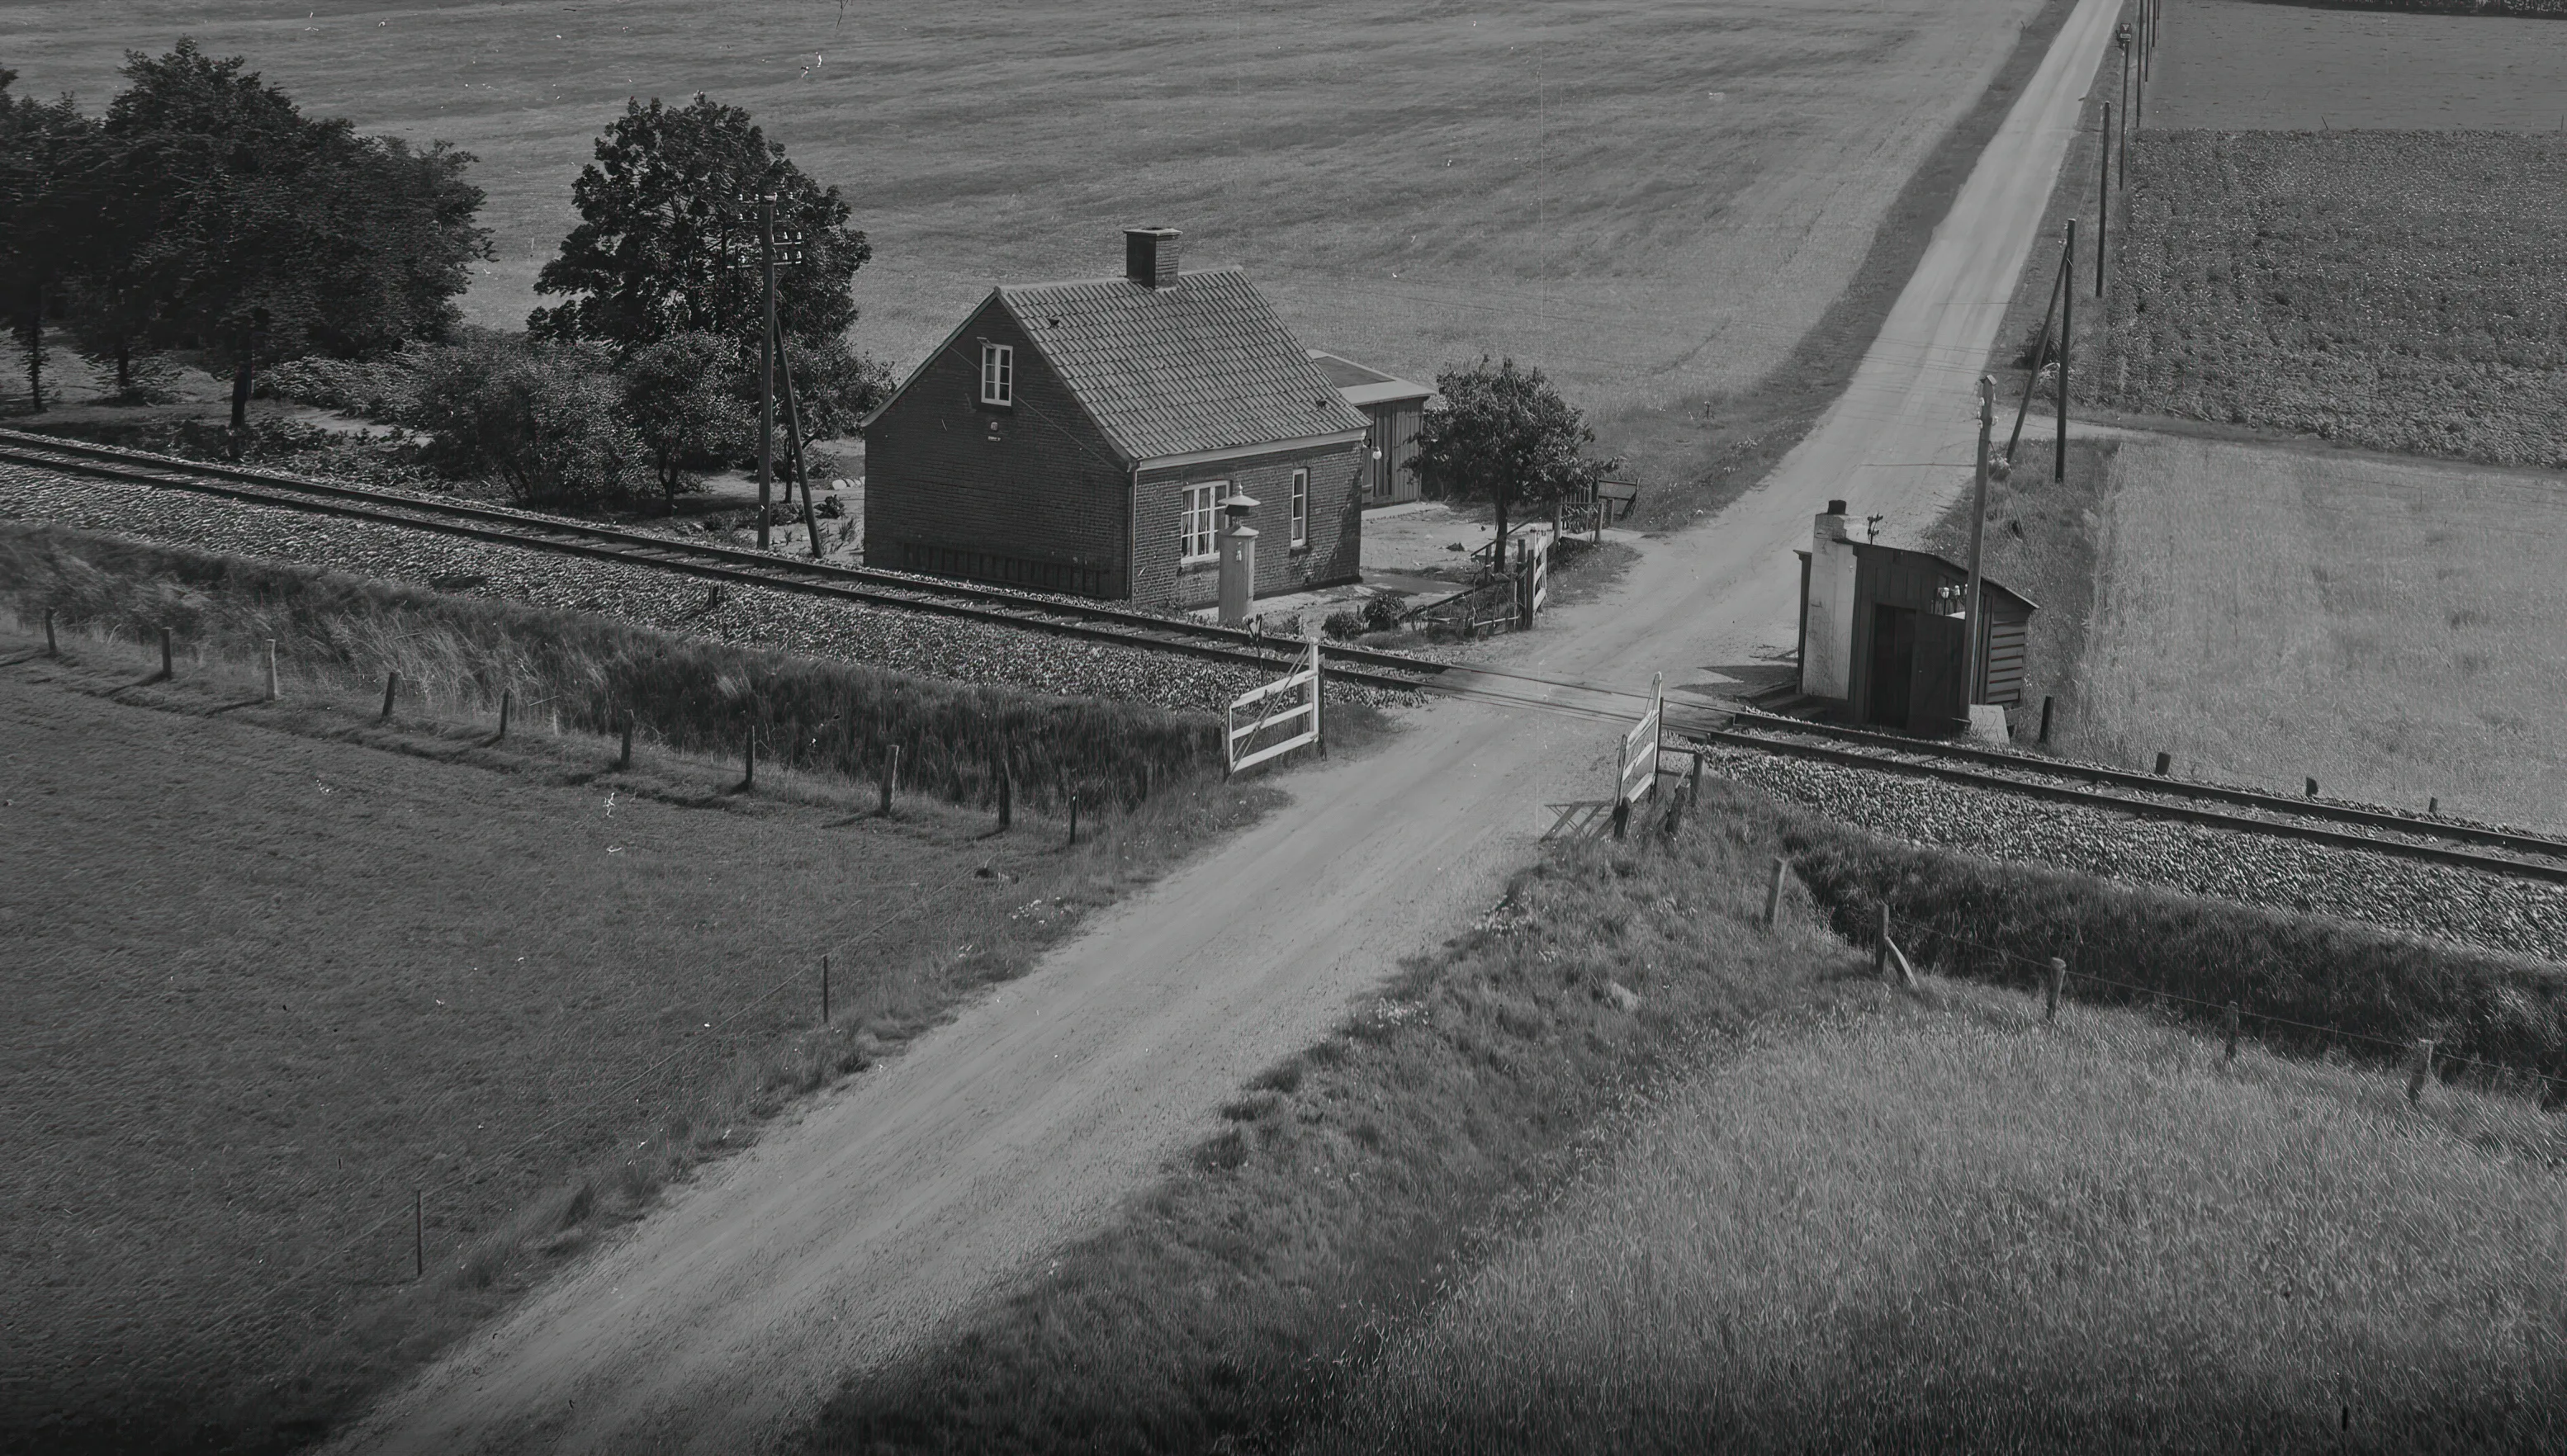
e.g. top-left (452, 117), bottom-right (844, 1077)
top-left (2, 0), bottom-right (2047, 413)
top-left (2098, 130), bottom-right (2567, 470)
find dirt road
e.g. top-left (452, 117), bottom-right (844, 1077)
top-left (324, 2), bottom-right (2122, 1449)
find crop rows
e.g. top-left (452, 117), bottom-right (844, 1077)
top-left (2099, 131), bottom-right (2567, 468)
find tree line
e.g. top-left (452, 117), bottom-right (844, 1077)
top-left (0, 42), bottom-right (887, 508)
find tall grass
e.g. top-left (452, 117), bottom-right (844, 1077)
top-left (1308, 984), bottom-right (2567, 1454)
top-left (1773, 797), bottom-right (2567, 1094)
top-left (796, 782), bottom-right (1878, 1455)
top-left (0, 520), bottom-right (1220, 814)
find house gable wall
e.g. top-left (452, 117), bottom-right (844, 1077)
top-left (1134, 442), bottom-right (1363, 609)
top-left (863, 297), bottom-right (1131, 597)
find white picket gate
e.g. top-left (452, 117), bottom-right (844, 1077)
top-left (1227, 632), bottom-right (1323, 775)
top-left (1617, 672), bottom-right (1664, 806)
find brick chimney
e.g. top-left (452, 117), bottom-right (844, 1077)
top-left (1124, 227), bottom-right (1182, 290)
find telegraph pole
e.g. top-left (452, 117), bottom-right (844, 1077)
top-left (2117, 24), bottom-right (2133, 187)
top-left (1965, 376), bottom-right (1994, 704)
top-left (2097, 103), bottom-right (2111, 295)
top-left (756, 190), bottom-right (779, 551)
top-left (2057, 220), bottom-right (2075, 484)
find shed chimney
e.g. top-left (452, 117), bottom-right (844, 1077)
top-left (1125, 227), bottom-right (1182, 290)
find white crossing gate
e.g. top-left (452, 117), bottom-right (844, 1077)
top-left (1617, 672), bottom-right (1663, 806)
top-left (1518, 529), bottom-right (1551, 622)
top-left (1227, 631), bottom-right (1323, 775)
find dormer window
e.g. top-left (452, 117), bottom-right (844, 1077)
top-left (980, 343), bottom-right (1014, 406)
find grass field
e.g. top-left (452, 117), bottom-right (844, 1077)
top-left (1301, 981), bottom-right (2567, 1454)
top-left (0, 627), bottom-right (1265, 1453)
top-left (2, 0), bottom-right (2046, 423)
top-left (2075, 433), bottom-right (2567, 832)
top-left (2151, 0), bottom-right (2567, 130)
top-left (2097, 130), bottom-right (2567, 469)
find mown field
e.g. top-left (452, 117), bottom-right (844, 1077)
top-left (2149, 0), bottom-right (2567, 130)
top-left (0, 610), bottom-right (1264, 1454)
top-left (2073, 433), bottom-right (2567, 832)
top-left (2, 0), bottom-right (2045, 419)
top-left (2097, 130), bottom-right (2567, 468)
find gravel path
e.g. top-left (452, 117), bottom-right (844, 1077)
top-left (0, 464), bottom-right (1413, 716)
top-left (1706, 746), bottom-right (2567, 963)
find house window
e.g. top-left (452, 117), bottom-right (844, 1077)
top-left (1182, 483), bottom-right (1224, 564)
top-left (979, 343), bottom-right (1013, 406)
top-left (1291, 469), bottom-right (1308, 547)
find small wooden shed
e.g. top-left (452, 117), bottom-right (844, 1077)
top-left (1307, 350), bottom-right (1433, 506)
top-left (1798, 526), bottom-right (2035, 735)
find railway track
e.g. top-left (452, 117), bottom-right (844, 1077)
top-left (11, 427), bottom-right (2564, 886)
top-left (0, 428), bottom-right (1450, 696)
top-left (1691, 705), bottom-right (2567, 887)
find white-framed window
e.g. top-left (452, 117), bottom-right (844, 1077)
top-left (979, 343), bottom-right (1013, 406)
top-left (1182, 482), bottom-right (1224, 564)
top-left (1290, 468), bottom-right (1309, 547)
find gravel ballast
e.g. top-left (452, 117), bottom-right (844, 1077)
top-left (0, 464), bottom-right (1412, 716)
top-left (1705, 746), bottom-right (2567, 964)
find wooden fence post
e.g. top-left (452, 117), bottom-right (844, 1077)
top-left (2305, 777), bottom-right (2319, 799)
top-left (880, 745), bottom-right (898, 815)
top-left (1611, 799), bottom-right (1628, 840)
top-left (1066, 793), bottom-right (1080, 849)
top-left (997, 759), bottom-right (1012, 830)
top-left (742, 726), bottom-right (757, 789)
top-left (1764, 858), bottom-right (1787, 928)
top-left (159, 626), bottom-right (173, 679)
top-left (1687, 751), bottom-right (1703, 807)
top-left (2153, 751), bottom-right (2171, 775)
top-left (2046, 957), bottom-right (2066, 1022)
top-left (618, 715), bottom-right (634, 769)
top-left (2427, 796), bottom-right (2438, 815)
top-left (498, 688), bottom-right (513, 741)
top-left (381, 671), bottom-right (399, 721)
top-left (264, 638), bottom-right (279, 701)
top-left (2408, 1040), bottom-right (2435, 1104)
top-left (2038, 694), bottom-right (2053, 744)
top-left (44, 607), bottom-right (58, 657)
top-left (2224, 1001), bottom-right (2241, 1063)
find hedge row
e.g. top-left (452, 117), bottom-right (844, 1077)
top-left (0, 522), bottom-right (1220, 814)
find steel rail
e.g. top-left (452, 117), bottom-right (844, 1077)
top-left (0, 429), bottom-right (1446, 693)
top-left (1694, 720), bottom-right (2567, 886)
top-left (1717, 706), bottom-right (2567, 866)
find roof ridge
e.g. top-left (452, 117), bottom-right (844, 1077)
top-left (1000, 265), bottom-right (1247, 296)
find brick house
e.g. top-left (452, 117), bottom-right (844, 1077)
top-left (861, 228), bottom-right (1371, 606)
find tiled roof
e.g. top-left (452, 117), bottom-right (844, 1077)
top-left (996, 269), bottom-right (1371, 463)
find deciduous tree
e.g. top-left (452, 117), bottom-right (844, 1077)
top-left (529, 94), bottom-right (871, 354)
top-left (1408, 357), bottom-right (1620, 557)
top-left (0, 69), bottom-right (101, 412)
top-left (95, 41), bottom-right (489, 431)
top-left (622, 329), bottom-right (752, 512)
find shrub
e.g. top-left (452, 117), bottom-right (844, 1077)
top-left (259, 352), bottom-right (424, 422)
top-left (404, 332), bottom-right (650, 506)
top-left (1360, 593), bottom-right (1406, 634)
top-left (1321, 608), bottom-right (1365, 641)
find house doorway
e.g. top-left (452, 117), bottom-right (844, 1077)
top-left (1868, 604), bottom-right (1914, 728)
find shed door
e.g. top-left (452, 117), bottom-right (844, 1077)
top-left (1908, 612), bottom-right (1968, 735)
top-left (1868, 604), bottom-right (1914, 728)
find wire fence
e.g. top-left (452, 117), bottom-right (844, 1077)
top-left (1884, 911), bottom-right (2567, 1101)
